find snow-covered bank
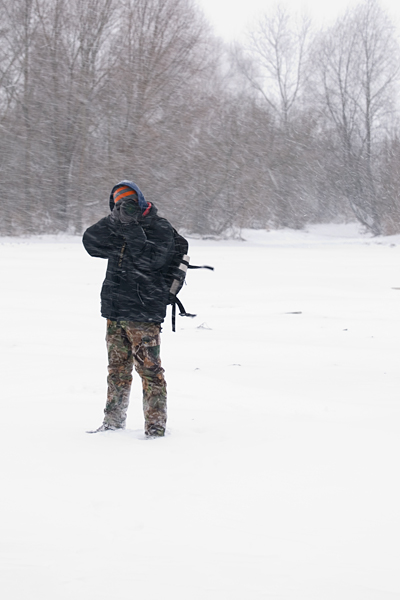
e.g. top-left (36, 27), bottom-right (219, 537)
top-left (1, 224), bottom-right (399, 599)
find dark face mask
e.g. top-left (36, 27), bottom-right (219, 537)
top-left (122, 198), bottom-right (138, 215)
top-left (119, 197), bottom-right (141, 224)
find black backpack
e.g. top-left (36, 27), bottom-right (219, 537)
top-left (166, 228), bottom-right (213, 331)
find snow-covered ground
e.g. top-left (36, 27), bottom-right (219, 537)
top-left (1, 223), bottom-right (400, 599)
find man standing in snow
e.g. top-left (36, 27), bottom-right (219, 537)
top-left (82, 181), bottom-right (175, 437)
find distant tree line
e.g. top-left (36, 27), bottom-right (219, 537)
top-left (1, 0), bottom-right (400, 236)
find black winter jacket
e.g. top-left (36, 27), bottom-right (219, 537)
top-left (82, 204), bottom-right (175, 323)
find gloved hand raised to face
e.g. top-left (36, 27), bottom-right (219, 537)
top-left (111, 186), bottom-right (142, 225)
top-left (119, 197), bottom-right (142, 224)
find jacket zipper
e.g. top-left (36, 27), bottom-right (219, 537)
top-left (118, 242), bottom-right (126, 268)
top-left (137, 284), bottom-right (145, 305)
top-left (117, 242), bottom-right (145, 307)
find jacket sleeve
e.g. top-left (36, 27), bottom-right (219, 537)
top-left (82, 217), bottom-right (117, 259)
top-left (121, 220), bottom-right (174, 271)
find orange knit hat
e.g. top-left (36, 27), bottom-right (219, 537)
top-left (113, 186), bottom-right (138, 204)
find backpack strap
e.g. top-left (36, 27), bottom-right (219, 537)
top-left (188, 265), bottom-right (214, 271)
top-left (171, 298), bottom-right (196, 332)
top-left (176, 297), bottom-right (196, 318)
top-left (172, 301), bottom-right (176, 332)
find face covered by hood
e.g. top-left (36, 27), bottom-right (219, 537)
top-left (109, 180), bottom-right (149, 213)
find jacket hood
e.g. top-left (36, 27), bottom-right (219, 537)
top-left (109, 180), bottom-right (148, 212)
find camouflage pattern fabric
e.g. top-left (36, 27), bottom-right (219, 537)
top-left (103, 320), bottom-right (167, 433)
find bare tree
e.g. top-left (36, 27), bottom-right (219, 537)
top-left (104, 0), bottom-right (211, 172)
top-left (231, 4), bottom-right (316, 229)
top-left (237, 3), bottom-right (312, 127)
top-left (34, 0), bottom-right (117, 229)
top-left (315, 0), bottom-right (399, 234)
top-left (0, 0), bottom-right (41, 232)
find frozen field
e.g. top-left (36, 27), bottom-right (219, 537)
top-left (1, 223), bottom-right (400, 599)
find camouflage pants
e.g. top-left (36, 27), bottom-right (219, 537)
top-left (103, 320), bottom-right (167, 432)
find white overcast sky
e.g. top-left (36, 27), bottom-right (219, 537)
top-left (196, 0), bottom-right (400, 41)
